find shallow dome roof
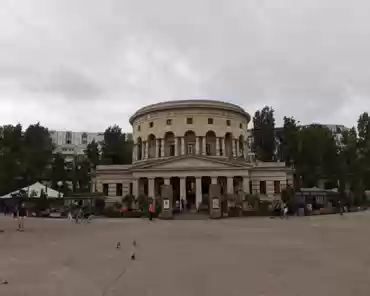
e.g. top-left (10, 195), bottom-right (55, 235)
top-left (129, 99), bottom-right (251, 124)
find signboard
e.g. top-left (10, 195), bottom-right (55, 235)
top-left (163, 199), bottom-right (170, 210)
top-left (212, 198), bottom-right (220, 209)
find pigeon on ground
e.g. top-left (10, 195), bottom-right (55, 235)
top-left (132, 240), bottom-right (137, 247)
top-left (131, 252), bottom-right (136, 260)
top-left (116, 242), bottom-right (121, 249)
top-left (1, 280), bottom-right (8, 285)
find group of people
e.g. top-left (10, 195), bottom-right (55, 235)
top-left (3, 203), bottom-right (27, 231)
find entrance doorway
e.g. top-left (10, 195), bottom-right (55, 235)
top-left (171, 177), bottom-right (180, 211)
top-left (186, 177), bottom-right (196, 210)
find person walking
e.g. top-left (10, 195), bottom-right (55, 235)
top-left (148, 202), bottom-right (155, 221)
top-left (181, 198), bottom-right (185, 213)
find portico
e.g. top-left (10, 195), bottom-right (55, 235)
top-left (131, 155), bottom-right (251, 210)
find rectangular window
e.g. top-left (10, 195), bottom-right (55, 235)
top-left (259, 181), bottom-right (266, 195)
top-left (166, 119), bottom-right (172, 125)
top-left (103, 184), bottom-right (109, 196)
top-left (239, 123), bottom-right (243, 129)
top-left (149, 122), bottom-right (154, 128)
top-left (129, 183), bottom-right (133, 195)
top-left (187, 117), bottom-right (193, 124)
top-left (208, 118), bottom-right (213, 124)
top-left (65, 131), bottom-right (72, 144)
top-left (81, 132), bottom-right (88, 145)
top-left (187, 144), bottom-right (194, 154)
top-left (226, 120), bottom-right (231, 126)
top-left (116, 183), bottom-right (123, 196)
top-left (137, 125), bottom-right (141, 131)
top-left (249, 180), bottom-right (253, 194)
top-left (274, 181), bottom-right (281, 194)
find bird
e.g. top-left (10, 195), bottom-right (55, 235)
top-left (131, 252), bottom-right (136, 260)
top-left (1, 280), bottom-right (8, 285)
top-left (132, 240), bottom-right (137, 247)
top-left (116, 242), bottom-right (121, 249)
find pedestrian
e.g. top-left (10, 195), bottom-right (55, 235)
top-left (181, 198), bottom-right (185, 213)
top-left (338, 200), bottom-right (343, 216)
top-left (283, 205), bottom-right (288, 219)
top-left (148, 202), bottom-right (155, 221)
top-left (17, 204), bottom-right (27, 231)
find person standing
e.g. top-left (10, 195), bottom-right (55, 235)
top-left (18, 204), bottom-right (27, 231)
top-left (148, 202), bottom-right (155, 221)
top-left (181, 198), bottom-right (185, 213)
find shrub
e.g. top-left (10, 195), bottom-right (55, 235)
top-left (244, 193), bottom-right (260, 208)
top-left (122, 194), bottom-right (134, 210)
top-left (113, 201), bottom-right (123, 210)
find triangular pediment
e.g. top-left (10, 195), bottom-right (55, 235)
top-left (132, 155), bottom-right (250, 171)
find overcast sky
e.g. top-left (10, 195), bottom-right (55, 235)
top-left (1, 0), bottom-right (370, 132)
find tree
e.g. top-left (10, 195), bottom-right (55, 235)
top-left (295, 124), bottom-right (339, 188)
top-left (252, 106), bottom-right (276, 161)
top-left (338, 127), bottom-right (360, 200)
top-left (73, 156), bottom-right (91, 193)
top-left (279, 116), bottom-right (300, 166)
top-left (50, 153), bottom-right (68, 193)
top-left (101, 125), bottom-right (132, 165)
top-left (0, 124), bottom-right (24, 195)
top-left (23, 123), bottom-right (54, 183)
top-left (357, 113), bottom-right (370, 189)
top-left (84, 140), bottom-right (100, 169)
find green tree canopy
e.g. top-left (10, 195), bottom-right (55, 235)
top-left (101, 125), bottom-right (132, 165)
top-left (252, 106), bottom-right (276, 161)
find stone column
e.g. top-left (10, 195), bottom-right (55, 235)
top-left (148, 178), bottom-right (155, 197)
top-left (175, 137), bottom-right (179, 156)
top-left (180, 177), bottom-right (186, 210)
top-left (227, 177), bottom-right (234, 194)
top-left (211, 177), bottom-right (218, 184)
top-left (181, 137), bottom-right (185, 155)
top-left (156, 140), bottom-right (160, 158)
top-left (141, 143), bottom-right (145, 160)
top-left (232, 139), bottom-right (236, 157)
top-left (196, 137), bottom-right (200, 155)
top-left (132, 145), bottom-right (136, 162)
top-left (221, 138), bottom-right (225, 156)
top-left (132, 179), bottom-right (139, 197)
top-left (243, 177), bottom-right (250, 194)
top-left (202, 137), bottom-right (206, 155)
top-left (216, 138), bottom-right (220, 156)
top-left (161, 139), bottom-right (165, 157)
top-left (195, 177), bottom-right (202, 210)
top-left (164, 178), bottom-right (171, 185)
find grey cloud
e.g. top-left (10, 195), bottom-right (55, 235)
top-left (1, 0), bottom-right (370, 131)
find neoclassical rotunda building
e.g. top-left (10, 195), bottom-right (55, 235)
top-left (93, 100), bottom-right (293, 209)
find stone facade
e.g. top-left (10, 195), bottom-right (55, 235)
top-left (92, 100), bottom-right (294, 208)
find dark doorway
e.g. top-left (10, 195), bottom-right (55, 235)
top-left (186, 177), bottom-right (196, 210)
top-left (171, 177), bottom-right (180, 210)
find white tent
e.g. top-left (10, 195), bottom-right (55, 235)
top-left (0, 182), bottom-right (64, 199)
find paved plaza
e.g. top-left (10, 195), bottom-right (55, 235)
top-left (1, 213), bottom-right (370, 296)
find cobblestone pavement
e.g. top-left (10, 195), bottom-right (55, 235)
top-left (1, 213), bottom-right (370, 296)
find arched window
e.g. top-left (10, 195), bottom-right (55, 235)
top-left (147, 134), bottom-right (157, 158)
top-left (205, 131), bottom-right (216, 156)
top-left (164, 132), bottom-right (175, 156)
top-left (136, 137), bottom-right (142, 160)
